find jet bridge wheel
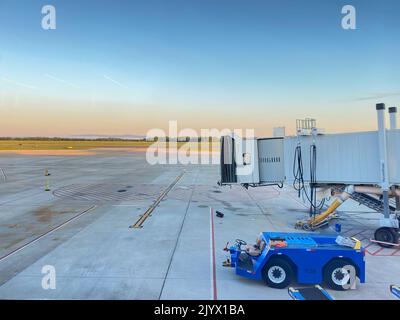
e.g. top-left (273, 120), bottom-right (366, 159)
top-left (374, 227), bottom-right (400, 248)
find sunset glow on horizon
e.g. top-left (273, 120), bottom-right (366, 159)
top-left (1, 0), bottom-right (399, 137)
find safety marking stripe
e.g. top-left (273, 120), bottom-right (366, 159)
top-left (364, 242), bottom-right (374, 250)
top-left (344, 230), bottom-right (400, 256)
top-left (0, 168), bottom-right (6, 181)
top-left (371, 247), bottom-right (385, 256)
top-left (53, 183), bottom-right (166, 202)
top-left (391, 248), bottom-right (400, 256)
top-left (0, 205), bottom-right (97, 263)
top-left (209, 207), bottom-right (218, 300)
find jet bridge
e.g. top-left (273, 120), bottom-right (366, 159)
top-left (220, 125), bottom-right (400, 186)
top-left (219, 104), bottom-right (400, 246)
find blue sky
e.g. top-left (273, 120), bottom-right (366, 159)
top-left (0, 0), bottom-right (399, 136)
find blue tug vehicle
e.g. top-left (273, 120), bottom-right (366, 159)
top-left (223, 232), bottom-right (366, 290)
top-left (391, 285), bottom-right (400, 299)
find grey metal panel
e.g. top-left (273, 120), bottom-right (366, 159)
top-left (388, 129), bottom-right (400, 184)
top-left (284, 131), bottom-right (385, 184)
top-left (257, 138), bottom-right (285, 183)
top-left (235, 138), bottom-right (260, 184)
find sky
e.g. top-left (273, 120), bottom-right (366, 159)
top-left (0, 0), bottom-right (399, 137)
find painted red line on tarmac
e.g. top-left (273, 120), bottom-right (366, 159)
top-left (371, 247), bottom-right (385, 256)
top-left (391, 249), bottom-right (400, 256)
top-left (364, 242), bottom-right (377, 255)
top-left (364, 242), bottom-right (374, 250)
top-left (210, 207), bottom-right (218, 300)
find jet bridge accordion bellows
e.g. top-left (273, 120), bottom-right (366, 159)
top-left (220, 136), bottom-right (237, 184)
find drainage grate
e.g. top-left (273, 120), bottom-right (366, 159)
top-left (130, 171), bottom-right (186, 228)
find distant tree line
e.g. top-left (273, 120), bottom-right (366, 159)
top-left (0, 137), bottom-right (219, 142)
top-left (0, 137), bottom-right (147, 141)
top-left (152, 136), bottom-right (218, 142)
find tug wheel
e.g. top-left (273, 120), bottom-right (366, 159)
top-left (323, 259), bottom-right (356, 291)
top-left (374, 227), bottom-right (399, 248)
top-left (262, 258), bottom-right (294, 289)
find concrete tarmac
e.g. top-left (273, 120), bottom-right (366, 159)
top-left (0, 150), bottom-right (398, 299)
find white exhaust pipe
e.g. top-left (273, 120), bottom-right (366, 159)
top-left (389, 107), bottom-right (398, 130)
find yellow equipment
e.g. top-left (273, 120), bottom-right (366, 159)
top-left (295, 187), bottom-right (354, 230)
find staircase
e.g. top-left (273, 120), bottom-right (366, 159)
top-left (350, 192), bottom-right (397, 213)
top-left (332, 185), bottom-right (398, 213)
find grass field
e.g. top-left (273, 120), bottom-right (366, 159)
top-left (0, 140), bottom-right (153, 150)
top-left (0, 140), bottom-right (219, 151)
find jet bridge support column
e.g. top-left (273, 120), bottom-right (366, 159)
top-left (370, 104), bottom-right (399, 248)
top-left (376, 103), bottom-right (390, 219)
top-left (389, 107), bottom-right (400, 214)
